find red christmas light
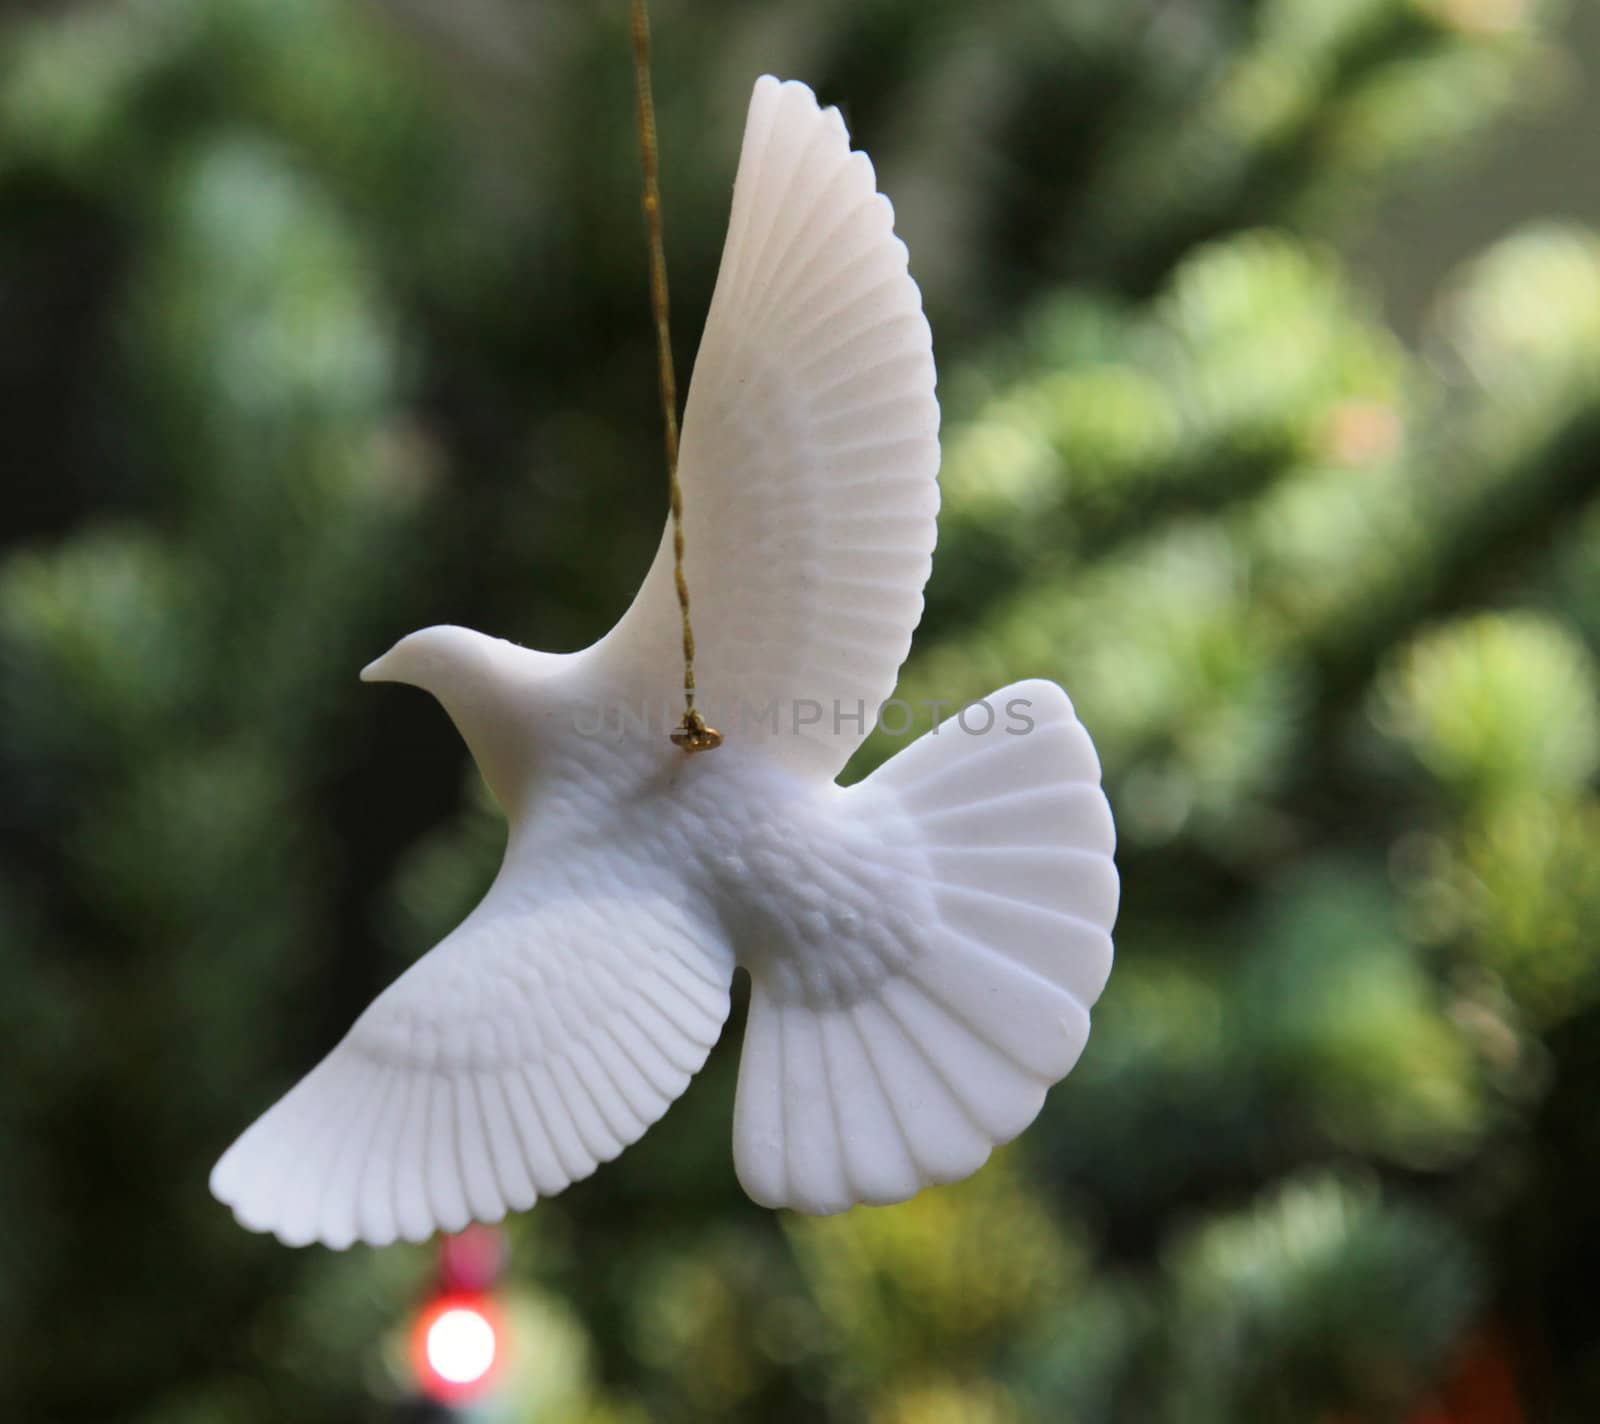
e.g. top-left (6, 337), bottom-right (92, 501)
top-left (411, 1292), bottom-right (502, 1402)
top-left (409, 1226), bottom-right (509, 1404)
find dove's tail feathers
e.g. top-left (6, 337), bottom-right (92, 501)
top-left (732, 679), bottom-right (1117, 1214)
top-left (210, 888), bottom-right (734, 1249)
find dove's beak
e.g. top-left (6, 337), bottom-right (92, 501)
top-left (360, 650), bottom-right (396, 683)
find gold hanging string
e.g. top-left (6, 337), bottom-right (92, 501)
top-left (630, 0), bottom-right (721, 754)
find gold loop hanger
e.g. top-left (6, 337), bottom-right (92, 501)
top-left (630, 0), bottom-right (721, 754)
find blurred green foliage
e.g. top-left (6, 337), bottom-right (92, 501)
top-left (2, 1), bottom-right (1598, 1421)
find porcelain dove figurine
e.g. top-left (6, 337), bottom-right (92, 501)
top-left (210, 75), bottom-right (1118, 1248)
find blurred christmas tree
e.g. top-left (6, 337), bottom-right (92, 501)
top-left (2, 1), bottom-right (1597, 1420)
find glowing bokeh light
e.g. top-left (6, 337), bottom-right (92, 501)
top-left (427, 1306), bottom-right (496, 1384)
top-left (411, 1295), bottom-right (502, 1401)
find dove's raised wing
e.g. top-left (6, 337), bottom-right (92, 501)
top-left (211, 853), bottom-right (733, 1248)
top-left (596, 76), bottom-right (939, 781)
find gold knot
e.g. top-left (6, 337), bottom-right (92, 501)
top-left (670, 710), bottom-right (723, 754)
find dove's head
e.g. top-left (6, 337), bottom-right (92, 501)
top-left (359, 624), bottom-right (517, 693)
top-left (362, 625), bottom-right (565, 813)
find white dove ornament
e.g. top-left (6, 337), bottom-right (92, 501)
top-left (210, 76), bottom-right (1119, 1248)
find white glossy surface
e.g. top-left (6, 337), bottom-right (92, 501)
top-left (210, 77), bottom-right (1118, 1247)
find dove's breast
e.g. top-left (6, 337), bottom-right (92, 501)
top-left (671, 753), bottom-right (938, 1011)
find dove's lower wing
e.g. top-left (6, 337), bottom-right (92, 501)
top-left (210, 858), bottom-right (733, 1248)
top-left (594, 75), bottom-right (939, 781)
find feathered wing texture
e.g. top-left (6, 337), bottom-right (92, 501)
top-left (732, 680), bottom-right (1118, 1212)
top-left (211, 855), bottom-right (734, 1248)
top-left (597, 75), bottom-right (940, 780)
